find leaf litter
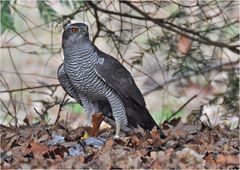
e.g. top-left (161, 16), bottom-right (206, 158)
top-left (0, 113), bottom-right (239, 169)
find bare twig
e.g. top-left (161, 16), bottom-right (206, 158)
top-left (87, 1), bottom-right (239, 53)
top-left (54, 93), bottom-right (69, 125)
top-left (143, 59), bottom-right (239, 96)
top-left (0, 99), bottom-right (18, 126)
top-left (0, 84), bottom-right (60, 93)
top-left (166, 94), bottom-right (198, 122)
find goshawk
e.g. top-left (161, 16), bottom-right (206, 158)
top-left (58, 23), bottom-right (165, 138)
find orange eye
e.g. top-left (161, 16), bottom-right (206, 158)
top-left (71, 27), bottom-right (79, 33)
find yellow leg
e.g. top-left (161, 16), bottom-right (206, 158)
top-left (114, 122), bottom-right (120, 139)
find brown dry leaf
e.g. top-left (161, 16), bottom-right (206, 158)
top-left (56, 156), bottom-right (85, 169)
top-left (216, 154), bottom-right (239, 166)
top-left (152, 160), bottom-right (163, 169)
top-left (27, 142), bottom-right (51, 155)
top-left (84, 112), bottom-right (104, 137)
top-left (36, 134), bottom-right (49, 143)
top-left (150, 151), bottom-right (158, 160)
top-left (1, 116), bottom-right (238, 169)
top-left (204, 153), bottom-right (239, 168)
top-left (150, 126), bottom-right (162, 146)
top-left (0, 132), bottom-right (17, 150)
top-left (166, 148), bottom-right (174, 158)
top-left (102, 139), bottom-right (114, 152)
top-left (176, 148), bottom-right (206, 169)
top-left (26, 142), bottom-right (68, 159)
top-left (110, 148), bottom-right (130, 169)
top-left (67, 127), bottom-right (86, 141)
top-left (129, 135), bottom-right (140, 147)
top-left (130, 138), bottom-right (150, 151)
top-left (128, 150), bottom-right (145, 169)
top-left (92, 112), bottom-right (105, 130)
top-left (188, 143), bottom-right (215, 155)
top-left (129, 155), bottom-right (142, 169)
top-left (177, 35), bottom-right (192, 55)
top-left (4, 134), bottom-right (19, 151)
top-left (93, 139), bottom-right (114, 169)
top-left (163, 117), bottom-right (181, 128)
top-left (204, 153), bottom-right (217, 168)
top-left (53, 146), bottom-right (68, 159)
top-left (167, 121), bottom-right (199, 139)
top-left (151, 151), bottom-right (169, 169)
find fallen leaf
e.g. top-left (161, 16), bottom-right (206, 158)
top-left (1, 132), bottom-right (17, 150)
top-left (27, 142), bottom-right (50, 155)
top-left (83, 137), bottom-right (106, 149)
top-left (150, 126), bottom-right (162, 146)
top-left (1, 115), bottom-right (238, 169)
top-left (67, 144), bottom-right (84, 157)
top-left (36, 134), bottom-right (49, 143)
top-left (93, 139), bottom-right (114, 169)
top-left (102, 139), bottom-right (114, 152)
top-left (176, 148), bottom-right (206, 168)
top-left (4, 135), bottom-right (19, 151)
top-left (166, 121), bottom-right (199, 139)
top-left (53, 146), bottom-right (68, 158)
top-left (84, 112), bottom-right (105, 137)
top-left (47, 132), bottom-right (65, 146)
top-left (130, 135), bottom-right (140, 147)
top-left (216, 154), bottom-right (239, 166)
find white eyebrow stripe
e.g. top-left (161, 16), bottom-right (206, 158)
top-left (65, 23), bottom-right (77, 29)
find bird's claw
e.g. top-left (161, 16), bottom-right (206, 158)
top-left (114, 135), bottom-right (120, 140)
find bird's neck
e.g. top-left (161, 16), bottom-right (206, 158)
top-left (63, 38), bottom-right (98, 66)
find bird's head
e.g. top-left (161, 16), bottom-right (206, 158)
top-left (62, 23), bottom-right (89, 49)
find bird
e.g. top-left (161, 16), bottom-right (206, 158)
top-left (58, 23), bottom-right (166, 139)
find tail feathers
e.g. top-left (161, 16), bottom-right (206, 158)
top-left (157, 126), bottom-right (166, 139)
top-left (124, 97), bottom-right (166, 139)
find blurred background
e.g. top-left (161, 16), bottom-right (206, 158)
top-left (1, 0), bottom-right (239, 129)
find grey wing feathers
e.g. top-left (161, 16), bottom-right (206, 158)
top-left (95, 51), bottom-right (146, 106)
top-left (94, 50), bottom-right (166, 138)
top-left (57, 63), bottom-right (82, 104)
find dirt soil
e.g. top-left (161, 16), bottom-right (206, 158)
top-left (0, 114), bottom-right (239, 169)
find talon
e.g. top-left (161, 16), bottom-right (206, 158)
top-left (115, 122), bottom-right (121, 138)
top-left (114, 135), bottom-right (120, 139)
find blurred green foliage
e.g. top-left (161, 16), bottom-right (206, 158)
top-left (1, 1), bottom-right (16, 33)
top-left (0, 113), bottom-right (14, 124)
top-left (224, 71), bottom-right (239, 114)
top-left (1, 0), bottom-right (86, 34)
top-left (152, 106), bottom-right (184, 124)
top-left (37, 1), bottom-right (57, 23)
top-left (64, 103), bottom-right (85, 115)
top-left (59, 0), bottom-right (84, 8)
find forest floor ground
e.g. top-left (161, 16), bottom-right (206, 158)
top-left (0, 113), bottom-right (239, 169)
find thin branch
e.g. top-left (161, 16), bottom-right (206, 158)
top-left (87, 1), bottom-right (239, 53)
top-left (0, 84), bottom-right (60, 93)
top-left (54, 93), bottom-right (69, 125)
top-left (166, 94), bottom-right (198, 122)
top-left (0, 100), bottom-right (18, 125)
top-left (143, 59), bottom-right (239, 96)
top-left (122, 1), bottom-right (239, 54)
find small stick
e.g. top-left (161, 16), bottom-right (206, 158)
top-left (166, 94), bottom-right (198, 121)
